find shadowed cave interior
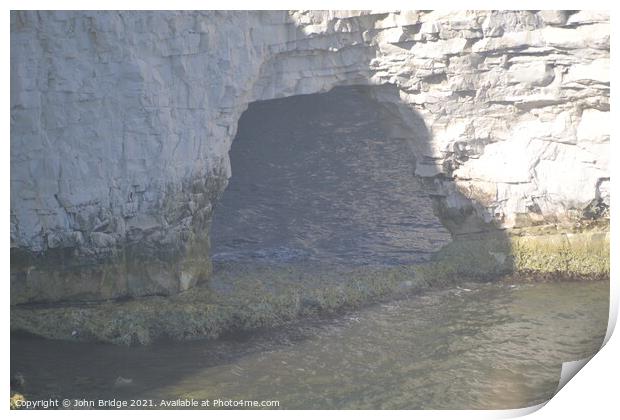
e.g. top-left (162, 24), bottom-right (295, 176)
top-left (210, 86), bottom-right (452, 267)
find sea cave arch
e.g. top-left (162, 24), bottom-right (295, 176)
top-left (209, 84), bottom-right (460, 269)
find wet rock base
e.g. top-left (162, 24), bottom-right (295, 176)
top-left (11, 224), bottom-right (609, 346)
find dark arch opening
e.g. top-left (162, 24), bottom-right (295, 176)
top-left (210, 86), bottom-right (452, 268)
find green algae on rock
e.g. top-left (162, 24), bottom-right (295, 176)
top-left (11, 264), bottom-right (426, 346)
top-left (429, 223), bottom-right (609, 281)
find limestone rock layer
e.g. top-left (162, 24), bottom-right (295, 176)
top-left (10, 11), bottom-right (610, 303)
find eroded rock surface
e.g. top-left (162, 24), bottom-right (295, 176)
top-left (10, 11), bottom-right (610, 303)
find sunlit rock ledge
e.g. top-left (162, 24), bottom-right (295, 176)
top-left (10, 11), bottom-right (610, 304)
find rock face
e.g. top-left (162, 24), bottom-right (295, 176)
top-left (10, 11), bottom-right (610, 303)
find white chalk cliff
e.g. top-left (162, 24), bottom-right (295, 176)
top-left (10, 11), bottom-right (610, 303)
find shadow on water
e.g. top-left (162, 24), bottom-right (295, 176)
top-left (10, 321), bottom-right (320, 403)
